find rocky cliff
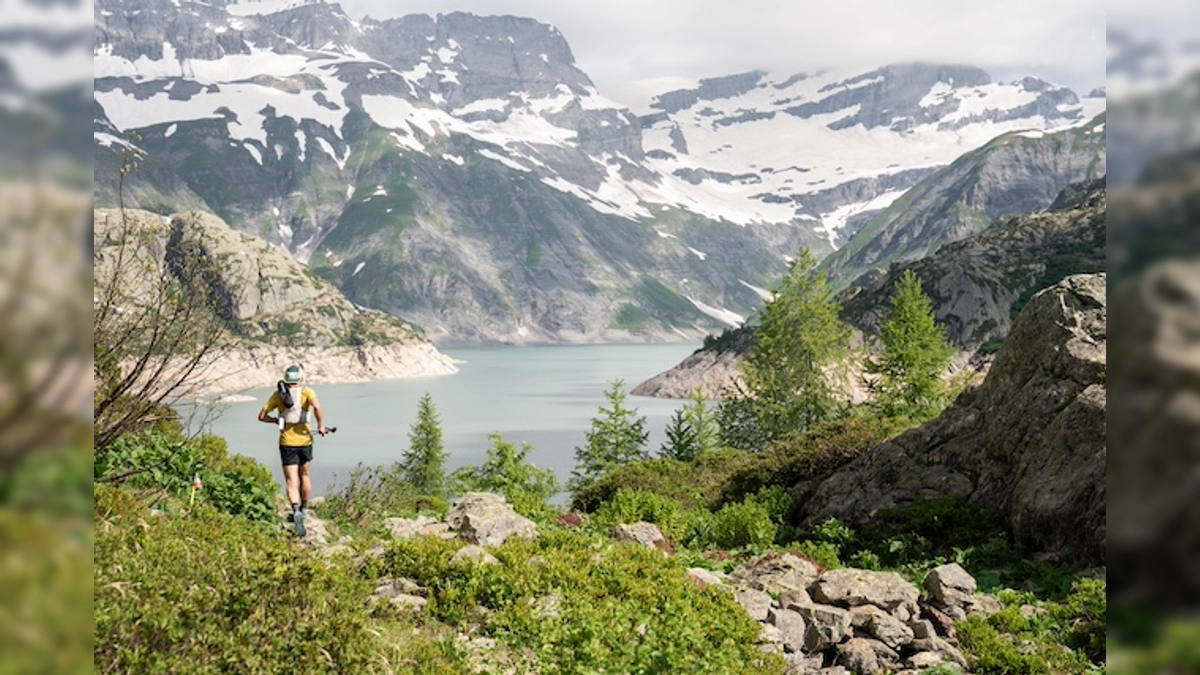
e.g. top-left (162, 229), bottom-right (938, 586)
top-left (633, 177), bottom-right (1106, 398)
top-left (839, 177), bottom-right (1106, 354)
top-left (93, 207), bottom-right (458, 394)
top-left (794, 274), bottom-right (1107, 566)
top-left (820, 116), bottom-right (1106, 287)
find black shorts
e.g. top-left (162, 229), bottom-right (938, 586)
top-left (279, 445), bottom-right (314, 466)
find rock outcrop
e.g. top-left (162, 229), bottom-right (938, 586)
top-left (446, 492), bottom-right (538, 547)
top-left (839, 178), bottom-right (1106, 355)
top-left (796, 274), bottom-right (1107, 565)
top-left (719, 557), bottom-right (1004, 674)
top-left (94, 207), bottom-right (458, 395)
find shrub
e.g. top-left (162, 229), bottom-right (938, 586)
top-left (1054, 578), bottom-right (1106, 662)
top-left (96, 431), bottom-right (278, 524)
top-left (571, 450), bottom-right (754, 513)
top-left (723, 412), bottom-right (910, 504)
top-left (94, 502), bottom-right (385, 673)
top-left (322, 463), bottom-right (433, 530)
top-left (703, 501), bottom-right (777, 551)
top-left (592, 489), bottom-right (687, 541)
top-left (788, 540), bottom-right (842, 570)
top-left (204, 454), bottom-right (277, 524)
top-left (380, 530), bottom-right (785, 675)
top-left (957, 601), bottom-right (1097, 675)
top-left (451, 433), bottom-right (560, 521)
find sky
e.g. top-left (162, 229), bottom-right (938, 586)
top-left (340, 0), bottom-right (1106, 110)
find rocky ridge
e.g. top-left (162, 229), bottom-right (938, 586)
top-left (633, 178), bottom-right (1107, 399)
top-left (839, 177), bottom-right (1106, 355)
top-left (93, 207), bottom-right (458, 394)
top-left (820, 115), bottom-right (1106, 288)
top-left (93, 0), bottom-right (1104, 344)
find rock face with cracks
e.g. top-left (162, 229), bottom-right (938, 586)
top-left (796, 274), bottom-right (1107, 566)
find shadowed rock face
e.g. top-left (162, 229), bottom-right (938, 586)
top-left (795, 274), bottom-right (1107, 566)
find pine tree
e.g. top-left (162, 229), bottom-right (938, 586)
top-left (866, 270), bottom-right (954, 421)
top-left (660, 408), bottom-right (698, 462)
top-left (660, 388), bottom-right (719, 461)
top-left (569, 379), bottom-right (648, 492)
top-left (398, 393), bottom-right (448, 497)
top-left (740, 248), bottom-right (851, 442)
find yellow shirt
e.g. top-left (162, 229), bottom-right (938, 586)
top-left (262, 386), bottom-right (316, 447)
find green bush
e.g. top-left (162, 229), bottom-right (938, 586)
top-left (1053, 578), bottom-right (1106, 662)
top-left (380, 530), bottom-right (785, 675)
top-left (95, 429), bottom-right (206, 498)
top-left (322, 463), bottom-right (433, 530)
top-left (723, 412), bottom-right (910, 504)
top-left (788, 540), bottom-right (842, 570)
top-left (204, 454), bottom-right (277, 524)
top-left (957, 599), bottom-right (1098, 675)
top-left (592, 489), bottom-right (687, 541)
top-left (571, 450), bottom-right (754, 513)
top-left (703, 501), bottom-right (777, 551)
top-left (94, 501), bottom-right (386, 674)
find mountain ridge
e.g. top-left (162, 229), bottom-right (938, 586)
top-left (93, 0), bottom-right (1104, 344)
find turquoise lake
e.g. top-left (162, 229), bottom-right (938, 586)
top-left (195, 343), bottom-right (700, 498)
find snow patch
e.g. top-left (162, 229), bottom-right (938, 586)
top-left (245, 143), bottom-right (263, 165)
top-left (164, 123), bottom-right (177, 137)
top-left (294, 129), bottom-right (307, 161)
top-left (478, 148), bottom-right (530, 172)
top-left (442, 153), bottom-right (465, 165)
top-left (314, 136), bottom-right (346, 168)
top-left (738, 280), bottom-right (774, 301)
top-left (687, 296), bottom-right (744, 327)
top-left (352, 261), bottom-right (366, 277)
top-left (687, 247), bottom-right (707, 260)
top-left (817, 189), bottom-right (907, 247)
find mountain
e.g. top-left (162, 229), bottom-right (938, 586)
top-left (92, 0), bottom-right (1103, 344)
top-left (820, 115), bottom-right (1106, 287)
top-left (839, 177), bottom-right (1106, 355)
top-left (93, 207), bottom-right (457, 393)
top-left (633, 177), bottom-right (1107, 398)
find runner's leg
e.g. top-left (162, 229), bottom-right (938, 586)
top-left (283, 464), bottom-right (301, 505)
top-left (298, 462), bottom-right (312, 509)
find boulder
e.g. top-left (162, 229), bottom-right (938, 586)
top-left (446, 492), bottom-right (537, 547)
top-left (383, 515), bottom-right (450, 540)
top-left (911, 636), bottom-right (968, 667)
top-left (769, 607), bottom-right (807, 653)
top-left (387, 594), bottom-right (428, 611)
top-left (809, 569), bottom-right (920, 615)
top-left (837, 638), bottom-right (881, 675)
top-left (796, 274), bottom-right (1107, 566)
top-left (907, 651), bottom-right (945, 669)
top-left (736, 588), bottom-right (774, 622)
top-left (731, 552), bottom-right (823, 595)
top-left (1109, 260), bottom-right (1200, 603)
top-left (861, 608), bottom-right (915, 650)
top-left (612, 522), bottom-right (670, 552)
top-left (791, 603), bottom-right (852, 652)
top-left (923, 563), bottom-right (976, 605)
top-left (923, 563), bottom-right (978, 615)
top-left (451, 544), bottom-right (499, 565)
top-left (685, 567), bottom-right (728, 588)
